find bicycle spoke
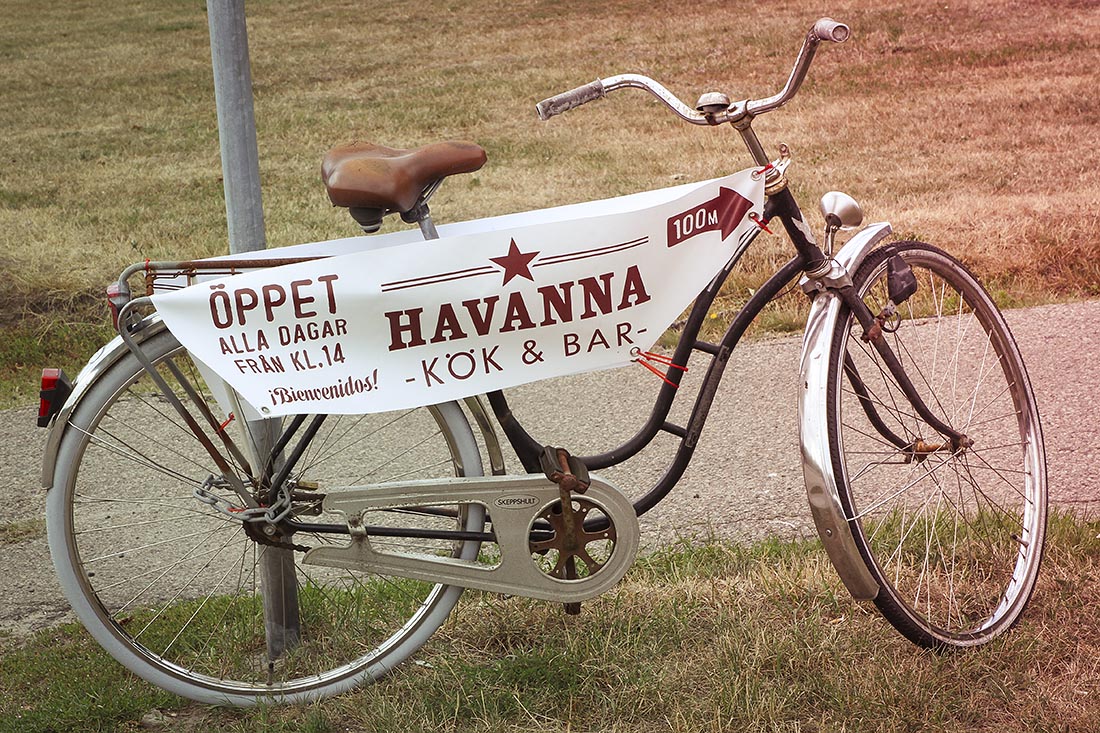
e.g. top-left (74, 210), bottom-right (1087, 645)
top-left (81, 425), bottom-right (203, 485)
top-left (850, 451), bottom-right (956, 520)
top-left (162, 539), bottom-right (255, 657)
top-left (828, 244), bottom-right (1045, 647)
top-left (50, 328), bottom-right (485, 701)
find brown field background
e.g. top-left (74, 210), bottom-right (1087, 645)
top-left (1, 0), bottom-right (1097, 401)
top-left (2, 4), bottom-right (1100, 729)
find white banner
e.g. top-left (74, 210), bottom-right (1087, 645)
top-left (152, 169), bottom-right (763, 416)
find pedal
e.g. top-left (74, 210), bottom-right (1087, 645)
top-left (539, 446), bottom-right (590, 493)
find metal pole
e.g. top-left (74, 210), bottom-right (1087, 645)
top-left (207, 0), bottom-right (298, 661)
top-left (247, 417), bottom-right (301, 661)
top-left (207, 0), bottom-right (266, 253)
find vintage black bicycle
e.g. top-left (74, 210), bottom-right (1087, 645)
top-left (38, 18), bottom-right (1046, 705)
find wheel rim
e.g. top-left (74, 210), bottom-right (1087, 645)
top-left (833, 246), bottom-right (1045, 644)
top-left (51, 334), bottom-right (482, 701)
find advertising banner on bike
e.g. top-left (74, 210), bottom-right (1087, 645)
top-left (151, 169), bottom-right (764, 416)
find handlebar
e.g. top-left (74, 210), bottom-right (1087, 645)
top-left (535, 79), bottom-right (607, 120)
top-left (536, 17), bottom-right (850, 124)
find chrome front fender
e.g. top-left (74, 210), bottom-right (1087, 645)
top-left (41, 316), bottom-right (169, 490)
top-left (798, 222), bottom-right (892, 601)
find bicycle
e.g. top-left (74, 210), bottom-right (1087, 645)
top-left (38, 18), bottom-right (1047, 706)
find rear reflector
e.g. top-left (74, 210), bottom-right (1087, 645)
top-left (106, 283), bottom-right (126, 331)
top-left (38, 368), bottom-right (73, 428)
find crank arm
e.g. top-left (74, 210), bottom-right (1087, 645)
top-left (303, 473), bottom-right (640, 603)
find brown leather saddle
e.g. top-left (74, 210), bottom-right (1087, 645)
top-left (321, 141), bottom-right (487, 232)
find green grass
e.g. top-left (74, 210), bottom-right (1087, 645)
top-left (2, 514), bottom-right (1099, 732)
top-left (0, 519), bottom-right (46, 544)
top-left (0, 305), bottom-right (113, 408)
top-left (0, 624), bottom-right (178, 733)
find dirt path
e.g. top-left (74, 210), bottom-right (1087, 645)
top-left (2, 300), bottom-right (1097, 639)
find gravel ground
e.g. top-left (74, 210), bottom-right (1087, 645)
top-left (2, 300), bottom-right (1097, 639)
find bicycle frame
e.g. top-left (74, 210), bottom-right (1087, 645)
top-left (486, 218), bottom-right (797, 490)
top-left (480, 160), bottom-right (921, 504)
top-left (478, 170), bottom-right (891, 602)
top-left (40, 15), bottom-right (965, 605)
top-left (34, 16), bottom-right (1053, 704)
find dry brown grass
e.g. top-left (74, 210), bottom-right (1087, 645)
top-left (6, 516), bottom-right (1099, 731)
top-left (1, 0), bottom-right (1098, 398)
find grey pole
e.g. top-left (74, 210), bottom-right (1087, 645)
top-left (246, 418), bottom-right (302, 662)
top-left (206, 0), bottom-right (299, 661)
top-left (207, 0), bottom-right (266, 253)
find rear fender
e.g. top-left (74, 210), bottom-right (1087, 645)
top-left (41, 317), bottom-right (168, 490)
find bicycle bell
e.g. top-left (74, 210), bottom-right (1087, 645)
top-left (695, 91), bottom-right (731, 115)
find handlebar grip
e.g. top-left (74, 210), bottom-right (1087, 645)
top-left (536, 79), bottom-right (606, 121)
top-left (811, 17), bottom-right (851, 43)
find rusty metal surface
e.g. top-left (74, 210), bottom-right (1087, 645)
top-left (132, 256), bottom-right (331, 296)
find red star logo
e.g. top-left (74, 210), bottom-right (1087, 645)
top-left (490, 239), bottom-right (539, 286)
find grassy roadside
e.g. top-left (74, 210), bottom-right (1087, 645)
top-left (2, 511), bottom-right (1098, 733)
top-left (2, 0), bottom-right (1098, 406)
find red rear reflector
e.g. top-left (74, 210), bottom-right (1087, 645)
top-left (106, 283), bottom-right (124, 331)
top-left (41, 368), bottom-right (61, 390)
top-left (38, 368), bottom-right (73, 428)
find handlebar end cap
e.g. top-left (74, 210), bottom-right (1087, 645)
top-left (813, 18), bottom-right (851, 44)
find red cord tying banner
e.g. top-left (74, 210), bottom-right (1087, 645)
top-left (631, 349), bottom-right (688, 387)
top-left (217, 412), bottom-right (235, 434)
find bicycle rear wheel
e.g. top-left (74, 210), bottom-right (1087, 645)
top-left (826, 242), bottom-right (1046, 648)
top-left (46, 327), bottom-right (484, 705)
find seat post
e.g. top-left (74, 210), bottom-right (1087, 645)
top-left (417, 212), bottom-right (440, 240)
top-left (401, 200), bottom-right (440, 240)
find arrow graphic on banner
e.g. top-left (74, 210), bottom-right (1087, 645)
top-left (665, 186), bottom-right (753, 247)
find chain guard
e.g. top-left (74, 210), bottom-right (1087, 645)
top-left (302, 473), bottom-right (639, 603)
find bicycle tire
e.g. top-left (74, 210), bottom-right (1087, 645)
top-left (825, 242), bottom-right (1046, 648)
top-left (46, 328), bottom-right (485, 705)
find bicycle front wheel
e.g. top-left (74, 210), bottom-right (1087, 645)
top-left (826, 242), bottom-right (1046, 648)
top-left (46, 327), bottom-right (484, 705)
